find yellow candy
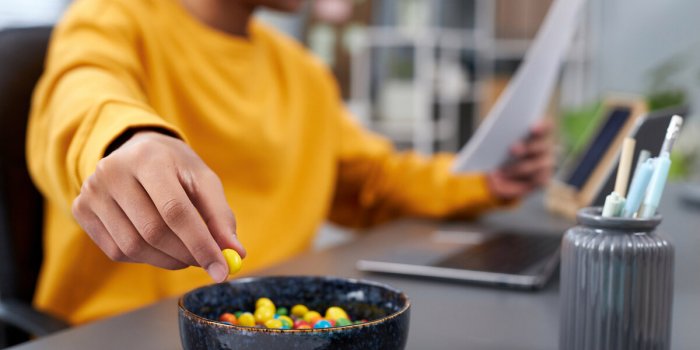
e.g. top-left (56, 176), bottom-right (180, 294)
top-left (222, 249), bottom-right (242, 275)
top-left (254, 306), bottom-right (275, 324)
top-left (291, 304), bottom-right (308, 318)
top-left (237, 312), bottom-right (256, 327)
top-left (303, 310), bottom-right (322, 324)
top-left (277, 315), bottom-right (294, 328)
top-left (264, 319), bottom-right (283, 329)
top-left (325, 306), bottom-right (349, 321)
top-left (256, 297), bottom-right (275, 311)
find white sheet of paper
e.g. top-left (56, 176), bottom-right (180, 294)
top-left (452, 0), bottom-right (586, 173)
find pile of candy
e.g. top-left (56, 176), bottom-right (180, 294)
top-left (218, 298), bottom-right (367, 329)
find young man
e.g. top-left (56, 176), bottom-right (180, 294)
top-left (28, 0), bottom-right (553, 324)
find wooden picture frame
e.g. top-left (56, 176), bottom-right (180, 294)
top-left (546, 96), bottom-right (647, 220)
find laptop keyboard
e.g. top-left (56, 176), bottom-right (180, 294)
top-left (434, 234), bottom-right (561, 274)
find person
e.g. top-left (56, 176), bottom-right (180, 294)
top-left (27, 0), bottom-right (553, 325)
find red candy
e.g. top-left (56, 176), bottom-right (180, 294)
top-left (294, 320), bottom-right (310, 329)
top-left (219, 312), bottom-right (237, 325)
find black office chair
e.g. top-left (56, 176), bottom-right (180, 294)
top-left (0, 27), bottom-right (70, 348)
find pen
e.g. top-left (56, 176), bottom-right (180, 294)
top-left (621, 158), bottom-right (654, 218)
top-left (633, 149), bottom-right (651, 176)
top-left (614, 138), bottom-right (636, 197)
top-left (659, 115), bottom-right (683, 155)
top-left (639, 152), bottom-right (671, 218)
top-left (637, 115), bottom-right (683, 218)
top-left (602, 192), bottom-right (625, 217)
top-left (603, 137), bottom-right (635, 217)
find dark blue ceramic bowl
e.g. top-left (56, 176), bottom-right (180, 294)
top-left (178, 276), bottom-right (410, 350)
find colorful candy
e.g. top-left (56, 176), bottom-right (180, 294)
top-left (325, 306), bottom-right (349, 321)
top-left (219, 312), bottom-right (237, 325)
top-left (256, 298), bottom-right (275, 311)
top-left (277, 315), bottom-right (294, 329)
top-left (303, 310), bottom-right (322, 324)
top-left (293, 320), bottom-right (310, 329)
top-left (216, 299), bottom-right (367, 330)
top-left (264, 319), bottom-right (283, 329)
top-left (254, 306), bottom-right (275, 324)
top-left (335, 318), bottom-right (352, 327)
top-left (222, 249), bottom-right (242, 275)
top-left (313, 319), bottom-right (332, 329)
top-left (291, 304), bottom-right (308, 317)
top-left (237, 312), bottom-right (256, 327)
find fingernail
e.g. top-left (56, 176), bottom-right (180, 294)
top-left (238, 246), bottom-right (247, 259)
top-left (206, 262), bottom-right (227, 282)
top-left (231, 232), bottom-right (247, 258)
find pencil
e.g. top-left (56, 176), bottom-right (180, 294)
top-left (614, 137), bottom-right (636, 197)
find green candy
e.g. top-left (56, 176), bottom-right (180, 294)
top-left (335, 318), bottom-right (352, 327)
top-left (276, 307), bottom-right (288, 316)
top-left (279, 318), bottom-right (292, 329)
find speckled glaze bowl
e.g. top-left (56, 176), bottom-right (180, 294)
top-left (178, 276), bottom-right (410, 350)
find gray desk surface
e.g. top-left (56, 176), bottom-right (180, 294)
top-left (10, 185), bottom-right (700, 350)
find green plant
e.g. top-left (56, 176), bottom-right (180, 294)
top-left (559, 101), bottom-right (603, 155)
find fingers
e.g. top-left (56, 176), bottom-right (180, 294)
top-left (72, 204), bottom-right (132, 263)
top-left (180, 169), bottom-right (246, 258)
top-left (497, 157), bottom-right (552, 198)
top-left (74, 175), bottom-right (186, 269)
top-left (73, 132), bottom-right (246, 279)
top-left (487, 171), bottom-right (534, 200)
top-left (92, 197), bottom-right (189, 270)
top-left (510, 137), bottom-right (550, 159)
top-left (503, 154), bottom-right (554, 179)
top-left (138, 169), bottom-right (229, 282)
top-left (109, 175), bottom-right (199, 267)
top-left (507, 118), bottom-right (554, 177)
top-left (511, 124), bottom-right (553, 158)
top-left (492, 121), bottom-right (554, 200)
top-left (529, 119), bottom-right (554, 137)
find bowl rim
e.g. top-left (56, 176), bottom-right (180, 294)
top-left (178, 275), bottom-right (411, 334)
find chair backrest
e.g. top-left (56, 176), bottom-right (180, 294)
top-left (0, 27), bottom-right (52, 304)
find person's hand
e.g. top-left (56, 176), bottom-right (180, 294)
top-left (72, 131), bottom-right (245, 282)
top-left (487, 120), bottom-right (554, 201)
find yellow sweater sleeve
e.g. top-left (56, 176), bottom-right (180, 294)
top-left (27, 0), bottom-right (183, 212)
top-left (330, 109), bottom-right (508, 228)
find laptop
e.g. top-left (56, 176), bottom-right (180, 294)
top-left (357, 228), bottom-right (562, 289)
top-left (356, 105), bottom-right (689, 290)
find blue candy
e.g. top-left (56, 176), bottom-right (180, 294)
top-left (313, 320), bottom-right (332, 329)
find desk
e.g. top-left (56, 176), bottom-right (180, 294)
top-left (10, 185), bottom-right (700, 350)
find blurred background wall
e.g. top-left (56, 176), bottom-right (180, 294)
top-left (0, 0), bottom-right (69, 27)
top-left (594, 0), bottom-right (700, 97)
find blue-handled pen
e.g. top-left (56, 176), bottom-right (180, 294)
top-left (639, 152), bottom-right (671, 218)
top-left (637, 115), bottom-right (683, 218)
top-left (621, 158), bottom-right (654, 218)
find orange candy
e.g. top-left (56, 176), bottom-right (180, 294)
top-left (219, 312), bottom-right (237, 325)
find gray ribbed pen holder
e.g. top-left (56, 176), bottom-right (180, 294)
top-left (559, 207), bottom-right (674, 350)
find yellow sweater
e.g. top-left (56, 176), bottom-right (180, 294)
top-left (28, 0), bottom-right (502, 324)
